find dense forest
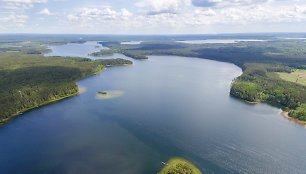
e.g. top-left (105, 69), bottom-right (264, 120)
top-left (230, 63), bottom-right (306, 121)
top-left (0, 43), bottom-right (132, 124)
top-left (98, 38), bottom-right (306, 121)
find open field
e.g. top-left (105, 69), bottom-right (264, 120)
top-left (277, 69), bottom-right (306, 86)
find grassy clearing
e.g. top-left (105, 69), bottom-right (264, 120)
top-left (157, 158), bottom-right (202, 174)
top-left (277, 69), bottom-right (306, 86)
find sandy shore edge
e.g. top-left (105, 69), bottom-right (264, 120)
top-left (280, 111), bottom-right (306, 126)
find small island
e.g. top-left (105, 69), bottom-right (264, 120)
top-left (158, 158), bottom-right (202, 174)
top-left (98, 91), bottom-right (107, 95)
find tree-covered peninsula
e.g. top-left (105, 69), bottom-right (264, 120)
top-left (0, 44), bottom-right (132, 125)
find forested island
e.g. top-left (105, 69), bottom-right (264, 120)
top-left (157, 158), bottom-right (202, 174)
top-left (0, 40), bottom-right (132, 125)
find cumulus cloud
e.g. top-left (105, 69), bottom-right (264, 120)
top-left (38, 8), bottom-right (52, 15)
top-left (0, 14), bottom-right (28, 27)
top-left (66, 7), bottom-right (133, 28)
top-left (135, 0), bottom-right (191, 15)
top-left (1, 0), bottom-right (47, 10)
top-left (185, 4), bottom-right (306, 26)
top-left (67, 7), bottom-right (126, 21)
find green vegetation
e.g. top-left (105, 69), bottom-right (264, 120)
top-left (120, 50), bottom-right (148, 59)
top-left (90, 49), bottom-right (115, 56)
top-left (289, 103), bottom-right (306, 121)
top-left (98, 91), bottom-right (107, 94)
top-left (1, 34), bottom-right (306, 123)
top-left (157, 158), bottom-right (202, 174)
top-left (99, 37), bottom-right (306, 121)
top-left (277, 69), bottom-right (306, 86)
top-left (0, 42), bottom-right (132, 125)
top-left (230, 64), bottom-right (306, 121)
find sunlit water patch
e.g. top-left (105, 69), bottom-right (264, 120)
top-left (45, 41), bottom-right (108, 58)
top-left (121, 41), bottom-right (143, 45)
top-left (177, 39), bottom-right (266, 44)
top-left (95, 90), bottom-right (125, 100)
top-left (77, 84), bottom-right (87, 94)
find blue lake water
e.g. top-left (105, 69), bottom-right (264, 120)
top-left (45, 41), bottom-right (108, 59)
top-left (177, 39), bottom-right (266, 44)
top-left (0, 42), bottom-right (305, 174)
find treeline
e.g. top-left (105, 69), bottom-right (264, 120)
top-left (119, 50), bottom-right (148, 59)
top-left (96, 58), bottom-right (132, 66)
top-left (90, 49), bottom-right (115, 56)
top-left (113, 40), bottom-right (306, 68)
top-left (230, 63), bottom-right (306, 121)
top-left (0, 52), bottom-right (132, 124)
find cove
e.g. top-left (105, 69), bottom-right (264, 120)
top-left (0, 42), bottom-right (306, 174)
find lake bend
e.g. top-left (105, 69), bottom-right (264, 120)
top-left (0, 42), bottom-right (306, 174)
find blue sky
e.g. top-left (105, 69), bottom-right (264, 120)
top-left (0, 0), bottom-right (306, 34)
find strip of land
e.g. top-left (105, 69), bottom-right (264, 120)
top-left (0, 44), bottom-right (132, 125)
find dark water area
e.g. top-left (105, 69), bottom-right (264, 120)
top-left (0, 42), bottom-right (305, 174)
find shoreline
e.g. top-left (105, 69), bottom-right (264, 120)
top-left (280, 111), bottom-right (306, 126)
top-left (0, 91), bottom-right (80, 126)
top-left (0, 67), bottom-right (106, 127)
top-left (243, 100), bottom-right (260, 104)
top-left (0, 63), bottom-right (133, 127)
top-left (235, 95), bottom-right (306, 126)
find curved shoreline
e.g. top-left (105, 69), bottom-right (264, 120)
top-left (0, 68), bottom-right (104, 126)
top-left (0, 91), bottom-right (80, 126)
top-left (280, 111), bottom-right (306, 126)
top-left (247, 101), bottom-right (306, 126)
top-left (0, 62), bottom-right (133, 126)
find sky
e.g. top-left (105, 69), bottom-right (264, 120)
top-left (0, 0), bottom-right (306, 34)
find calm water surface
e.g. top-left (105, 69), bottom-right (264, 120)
top-left (0, 42), bottom-right (305, 174)
top-left (177, 39), bottom-right (266, 44)
top-left (45, 41), bottom-right (108, 59)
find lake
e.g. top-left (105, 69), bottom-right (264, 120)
top-left (0, 42), bottom-right (305, 174)
top-left (177, 39), bottom-right (266, 44)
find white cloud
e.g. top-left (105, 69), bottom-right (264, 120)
top-left (38, 8), bottom-right (52, 15)
top-left (135, 0), bottom-right (191, 15)
top-left (0, 14), bottom-right (28, 27)
top-left (1, 0), bottom-right (47, 10)
top-left (1, 0), bottom-right (306, 34)
top-left (195, 8), bottom-right (216, 16)
top-left (1, 0), bottom-right (47, 3)
top-left (185, 4), bottom-right (306, 26)
top-left (66, 7), bottom-right (133, 28)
